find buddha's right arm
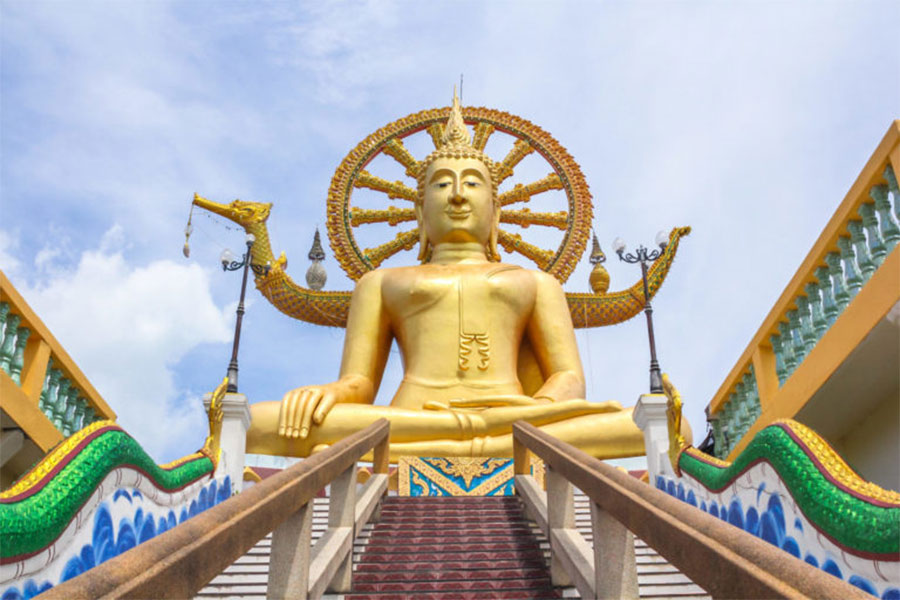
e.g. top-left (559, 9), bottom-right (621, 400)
top-left (279, 271), bottom-right (392, 439)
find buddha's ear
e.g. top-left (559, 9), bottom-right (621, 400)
top-left (489, 206), bottom-right (501, 261)
top-left (415, 202), bottom-right (429, 262)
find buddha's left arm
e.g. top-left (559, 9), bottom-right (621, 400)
top-left (526, 272), bottom-right (586, 402)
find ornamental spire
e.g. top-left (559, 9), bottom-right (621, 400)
top-left (440, 85), bottom-right (472, 147)
top-left (306, 228), bottom-right (327, 290)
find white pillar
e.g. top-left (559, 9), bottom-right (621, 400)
top-left (203, 392), bottom-right (251, 493)
top-left (632, 393), bottom-right (671, 484)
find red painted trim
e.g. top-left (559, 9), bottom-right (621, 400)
top-left (0, 425), bottom-right (122, 504)
top-left (680, 425), bottom-right (899, 508)
top-left (776, 424), bottom-right (899, 509)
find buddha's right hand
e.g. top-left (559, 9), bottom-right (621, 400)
top-left (278, 375), bottom-right (374, 439)
top-left (279, 381), bottom-right (353, 439)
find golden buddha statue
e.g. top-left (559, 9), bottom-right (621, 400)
top-left (243, 93), bottom-right (691, 461)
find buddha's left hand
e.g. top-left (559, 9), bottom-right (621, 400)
top-left (423, 395), bottom-right (550, 411)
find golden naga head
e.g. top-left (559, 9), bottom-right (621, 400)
top-left (192, 194), bottom-right (272, 226)
top-left (415, 89), bottom-right (501, 261)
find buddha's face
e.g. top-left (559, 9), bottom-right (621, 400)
top-left (421, 157), bottom-right (495, 248)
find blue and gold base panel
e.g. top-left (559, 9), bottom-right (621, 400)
top-left (398, 457), bottom-right (544, 496)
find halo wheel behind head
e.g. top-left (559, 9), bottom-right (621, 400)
top-left (326, 106), bottom-right (592, 283)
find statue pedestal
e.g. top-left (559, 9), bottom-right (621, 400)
top-left (632, 393), bottom-right (670, 484)
top-left (398, 456), bottom-right (545, 496)
top-left (203, 392), bottom-right (251, 493)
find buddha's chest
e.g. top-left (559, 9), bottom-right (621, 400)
top-left (383, 265), bottom-right (535, 332)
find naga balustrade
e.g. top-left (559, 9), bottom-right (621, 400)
top-left (0, 270), bottom-right (116, 453)
top-left (708, 120), bottom-right (900, 459)
top-left (512, 421), bottom-right (870, 600)
top-left (41, 419), bottom-right (390, 600)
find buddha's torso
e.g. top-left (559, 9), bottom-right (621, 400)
top-left (381, 262), bottom-right (537, 409)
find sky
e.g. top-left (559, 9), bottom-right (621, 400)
top-left (1, 1), bottom-right (897, 463)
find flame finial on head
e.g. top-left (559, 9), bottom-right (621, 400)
top-left (441, 86), bottom-right (472, 147)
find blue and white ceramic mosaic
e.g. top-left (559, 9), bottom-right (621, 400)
top-left (658, 462), bottom-right (899, 599)
top-left (0, 469), bottom-right (231, 600)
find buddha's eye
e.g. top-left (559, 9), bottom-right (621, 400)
top-left (434, 182), bottom-right (451, 189)
top-left (464, 181), bottom-right (480, 188)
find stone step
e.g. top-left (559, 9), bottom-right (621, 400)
top-left (196, 493), bottom-right (710, 600)
top-left (357, 548), bottom-right (547, 564)
top-left (354, 558), bottom-right (549, 573)
top-left (637, 582), bottom-right (709, 597)
top-left (354, 566), bottom-right (552, 584)
top-left (351, 578), bottom-right (558, 595)
top-left (365, 533), bottom-right (543, 545)
top-left (346, 591), bottom-right (561, 600)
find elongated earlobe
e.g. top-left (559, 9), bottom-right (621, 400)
top-left (489, 210), bottom-right (500, 261)
top-left (416, 203), bottom-right (430, 262)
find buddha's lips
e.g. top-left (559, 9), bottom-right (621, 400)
top-left (445, 209), bottom-right (471, 219)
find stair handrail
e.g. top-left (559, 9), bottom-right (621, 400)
top-left (0, 269), bottom-right (116, 452)
top-left (512, 420), bottom-right (870, 600)
top-left (706, 120), bottom-right (900, 459)
top-left (42, 419), bottom-right (390, 600)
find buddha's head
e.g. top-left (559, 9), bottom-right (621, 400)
top-left (415, 92), bottom-right (501, 261)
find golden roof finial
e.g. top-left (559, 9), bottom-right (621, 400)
top-left (441, 85), bottom-right (472, 147)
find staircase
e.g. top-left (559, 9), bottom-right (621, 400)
top-left (197, 493), bottom-right (708, 599)
top-left (348, 496), bottom-right (558, 599)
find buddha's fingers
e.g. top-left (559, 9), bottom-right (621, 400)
top-left (478, 399), bottom-right (624, 436)
top-left (280, 389), bottom-right (302, 438)
top-left (277, 398), bottom-right (289, 437)
top-left (423, 400), bottom-right (451, 411)
top-left (296, 389), bottom-right (326, 439)
top-left (446, 395), bottom-right (548, 408)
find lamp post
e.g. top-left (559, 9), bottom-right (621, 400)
top-left (220, 233), bottom-right (270, 393)
top-left (613, 230), bottom-right (669, 394)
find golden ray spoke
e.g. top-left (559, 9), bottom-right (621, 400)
top-left (496, 139), bottom-right (535, 184)
top-left (382, 138), bottom-right (421, 178)
top-left (498, 173), bottom-right (563, 206)
top-left (427, 123), bottom-right (446, 148)
top-left (500, 208), bottom-right (568, 230)
top-left (350, 206), bottom-right (416, 227)
top-left (472, 122), bottom-right (495, 151)
top-left (354, 171), bottom-right (417, 202)
top-left (364, 228), bottom-right (420, 268)
top-left (497, 230), bottom-right (554, 270)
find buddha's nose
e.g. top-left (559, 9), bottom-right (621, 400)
top-left (449, 190), bottom-right (466, 205)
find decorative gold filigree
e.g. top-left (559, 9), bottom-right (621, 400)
top-left (382, 138), bottom-right (421, 177)
top-left (498, 173), bottom-right (563, 206)
top-left (423, 457), bottom-right (509, 487)
top-left (682, 446), bottom-right (731, 467)
top-left (199, 376), bottom-right (228, 469)
top-left (363, 229), bottom-right (420, 268)
top-left (349, 206), bottom-right (415, 227)
top-left (326, 105), bottom-right (593, 284)
top-left (426, 123), bottom-right (445, 148)
top-left (496, 139), bottom-right (536, 184)
top-left (472, 122), bottom-right (495, 151)
top-left (662, 373), bottom-right (688, 476)
top-left (354, 171), bottom-right (417, 202)
top-left (779, 420), bottom-right (900, 505)
top-left (497, 230), bottom-right (554, 269)
top-left (501, 208), bottom-right (568, 230)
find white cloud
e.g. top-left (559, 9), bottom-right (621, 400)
top-left (0, 231), bottom-right (22, 275)
top-left (15, 227), bottom-right (232, 461)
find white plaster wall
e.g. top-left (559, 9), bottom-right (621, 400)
top-left (837, 391), bottom-right (900, 492)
